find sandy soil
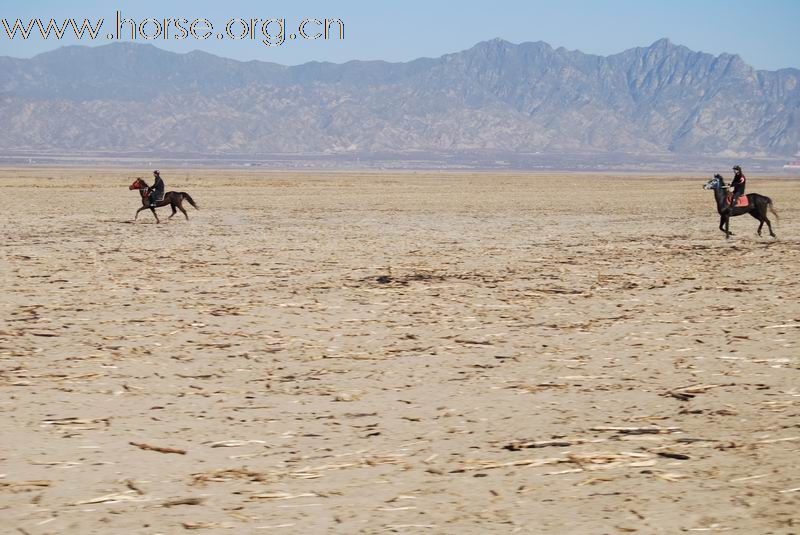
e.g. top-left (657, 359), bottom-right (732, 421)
top-left (1, 169), bottom-right (799, 534)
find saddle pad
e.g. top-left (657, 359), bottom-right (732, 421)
top-left (725, 193), bottom-right (749, 207)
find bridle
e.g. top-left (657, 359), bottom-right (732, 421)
top-left (129, 178), bottom-right (150, 197)
top-left (704, 176), bottom-right (731, 191)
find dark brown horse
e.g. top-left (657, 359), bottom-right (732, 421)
top-left (703, 174), bottom-right (777, 239)
top-left (129, 178), bottom-right (198, 223)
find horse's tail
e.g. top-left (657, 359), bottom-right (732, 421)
top-left (767, 197), bottom-right (779, 221)
top-left (182, 192), bottom-right (199, 210)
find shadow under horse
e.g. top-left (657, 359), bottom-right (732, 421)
top-left (703, 174), bottom-right (777, 239)
top-left (129, 178), bottom-right (199, 224)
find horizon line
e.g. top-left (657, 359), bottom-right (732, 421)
top-left (2, 37), bottom-right (797, 72)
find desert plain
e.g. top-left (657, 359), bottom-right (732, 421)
top-left (1, 169), bottom-right (799, 534)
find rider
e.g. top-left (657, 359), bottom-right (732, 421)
top-left (728, 165), bottom-right (746, 211)
top-left (148, 170), bottom-right (165, 208)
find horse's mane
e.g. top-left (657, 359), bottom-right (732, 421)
top-left (136, 177), bottom-right (150, 188)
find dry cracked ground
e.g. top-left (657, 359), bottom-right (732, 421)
top-left (1, 169), bottom-right (799, 534)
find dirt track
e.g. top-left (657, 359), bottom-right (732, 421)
top-left (1, 169), bottom-right (799, 534)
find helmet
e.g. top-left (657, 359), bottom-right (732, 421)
top-left (153, 169), bottom-right (160, 175)
top-left (732, 165), bottom-right (742, 171)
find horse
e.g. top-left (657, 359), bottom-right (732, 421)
top-left (128, 178), bottom-right (199, 224)
top-left (703, 174), bottom-right (777, 239)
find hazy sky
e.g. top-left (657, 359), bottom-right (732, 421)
top-left (1, 0), bottom-right (798, 70)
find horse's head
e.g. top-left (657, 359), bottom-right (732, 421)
top-left (129, 178), bottom-right (147, 190)
top-left (703, 174), bottom-right (725, 190)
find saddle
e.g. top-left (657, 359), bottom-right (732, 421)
top-left (725, 193), bottom-right (749, 208)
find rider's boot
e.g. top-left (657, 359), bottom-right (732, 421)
top-left (728, 200), bottom-right (739, 215)
top-left (724, 197), bottom-right (735, 215)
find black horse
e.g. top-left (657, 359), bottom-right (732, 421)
top-left (129, 178), bottom-right (198, 224)
top-left (703, 174), bottom-right (777, 239)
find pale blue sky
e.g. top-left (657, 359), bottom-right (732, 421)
top-left (1, 0), bottom-right (798, 70)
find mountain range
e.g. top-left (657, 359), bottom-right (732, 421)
top-left (0, 38), bottom-right (798, 160)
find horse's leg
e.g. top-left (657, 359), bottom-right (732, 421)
top-left (178, 203), bottom-right (189, 221)
top-left (758, 203), bottom-right (776, 238)
top-left (719, 215), bottom-right (733, 236)
top-left (134, 206), bottom-right (147, 221)
top-left (751, 211), bottom-right (764, 236)
top-left (168, 203), bottom-right (177, 219)
top-left (150, 207), bottom-right (160, 224)
top-left (725, 216), bottom-right (731, 239)
top-left (746, 206), bottom-right (764, 236)
top-left (765, 216), bottom-right (776, 238)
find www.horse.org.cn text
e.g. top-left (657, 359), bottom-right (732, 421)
top-left (1, 11), bottom-right (345, 47)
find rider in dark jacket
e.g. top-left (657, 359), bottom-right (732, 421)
top-left (148, 170), bottom-right (165, 208)
top-left (729, 165), bottom-right (746, 211)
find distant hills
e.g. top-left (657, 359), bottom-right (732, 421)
top-left (0, 38), bottom-right (798, 161)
